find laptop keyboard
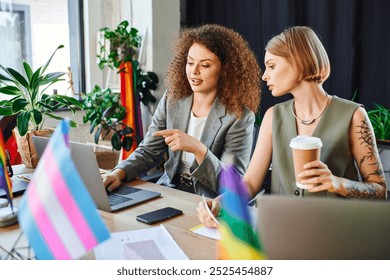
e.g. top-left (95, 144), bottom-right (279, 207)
top-left (107, 185), bottom-right (142, 206)
top-left (108, 194), bottom-right (132, 206)
top-left (114, 184), bottom-right (142, 195)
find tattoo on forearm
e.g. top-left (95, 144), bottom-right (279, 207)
top-left (344, 181), bottom-right (386, 199)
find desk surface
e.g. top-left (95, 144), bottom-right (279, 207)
top-left (0, 165), bottom-right (217, 260)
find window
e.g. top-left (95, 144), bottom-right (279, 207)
top-left (0, 3), bottom-right (31, 75)
top-left (0, 0), bottom-right (84, 101)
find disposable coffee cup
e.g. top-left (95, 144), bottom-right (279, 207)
top-left (289, 135), bottom-right (323, 189)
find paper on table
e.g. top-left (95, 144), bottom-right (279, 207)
top-left (94, 224), bottom-right (189, 260)
top-left (191, 204), bottom-right (258, 241)
top-left (191, 224), bottom-right (221, 240)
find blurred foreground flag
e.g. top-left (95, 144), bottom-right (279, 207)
top-left (0, 131), bottom-right (13, 210)
top-left (218, 164), bottom-right (266, 259)
top-left (18, 120), bottom-right (110, 260)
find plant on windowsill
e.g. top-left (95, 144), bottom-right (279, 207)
top-left (367, 103), bottom-right (390, 146)
top-left (82, 85), bottom-right (136, 151)
top-left (0, 45), bottom-right (83, 167)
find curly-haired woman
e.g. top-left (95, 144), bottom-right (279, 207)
top-left (103, 24), bottom-right (261, 197)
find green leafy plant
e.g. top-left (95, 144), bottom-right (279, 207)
top-left (97, 20), bottom-right (141, 70)
top-left (97, 21), bottom-right (159, 111)
top-left (135, 62), bottom-right (158, 112)
top-left (0, 45), bottom-right (82, 136)
top-left (367, 103), bottom-right (390, 141)
top-left (82, 85), bottom-right (136, 151)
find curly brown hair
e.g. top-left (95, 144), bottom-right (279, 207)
top-left (165, 24), bottom-right (261, 118)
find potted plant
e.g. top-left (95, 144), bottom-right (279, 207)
top-left (367, 103), bottom-right (390, 145)
top-left (367, 103), bottom-right (390, 186)
top-left (97, 21), bottom-right (158, 109)
top-left (96, 21), bottom-right (159, 159)
top-left (82, 85), bottom-right (136, 151)
top-left (97, 20), bottom-right (141, 70)
top-left (135, 63), bottom-right (159, 112)
top-left (0, 45), bottom-right (83, 167)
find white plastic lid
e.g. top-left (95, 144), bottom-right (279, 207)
top-left (289, 135), bottom-right (323, 150)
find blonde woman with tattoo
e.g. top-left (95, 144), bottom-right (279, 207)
top-left (198, 26), bottom-right (387, 228)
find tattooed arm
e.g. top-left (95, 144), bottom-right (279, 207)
top-left (303, 107), bottom-right (387, 199)
top-left (333, 107), bottom-right (387, 199)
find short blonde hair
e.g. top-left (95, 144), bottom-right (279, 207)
top-left (265, 26), bottom-right (330, 83)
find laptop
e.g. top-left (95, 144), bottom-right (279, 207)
top-left (32, 136), bottom-right (161, 212)
top-left (256, 195), bottom-right (390, 260)
top-left (0, 177), bottom-right (29, 198)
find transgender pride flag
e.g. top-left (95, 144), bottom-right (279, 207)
top-left (18, 120), bottom-right (110, 260)
top-left (218, 164), bottom-right (267, 260)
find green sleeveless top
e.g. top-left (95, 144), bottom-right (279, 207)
top-left (271, 95), bottom-right (361, 198)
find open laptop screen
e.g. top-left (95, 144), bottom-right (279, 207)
top-left (257, 195), bottom-right (390, 259)
top-left (32, 136), bottom-right (160, 212)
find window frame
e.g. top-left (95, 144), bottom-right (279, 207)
top-left (68, 0), bottom-right (86, 97)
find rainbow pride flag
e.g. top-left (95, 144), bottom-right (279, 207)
top-left (119, 61), bottom-right (143, 160)
top-left (1, 116), bottom-right (21, 165)
top-left (218, 164), bottom-right (267, 259)
top-left (18, 120), bottom-right (110, 260)
top-left (0, 130), bottom-right (13, 210)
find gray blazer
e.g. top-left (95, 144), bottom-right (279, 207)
top-left (115, 92), bottom-right (255, 197)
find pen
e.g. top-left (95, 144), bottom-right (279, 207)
top-left (17, 175), bottom-right (32, 182)
top-left (202, 194), bottom-right (220, 225)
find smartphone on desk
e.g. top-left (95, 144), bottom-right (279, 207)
top-left (136, 207), bottom-right (183, 224)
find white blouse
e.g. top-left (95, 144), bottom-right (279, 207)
top-left (180, 111), bottom-right (207, 173)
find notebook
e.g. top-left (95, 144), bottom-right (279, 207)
top-left (32, 136), bottom-right (161, 212)
top-left (256, 195), bottom-right (390, 260)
